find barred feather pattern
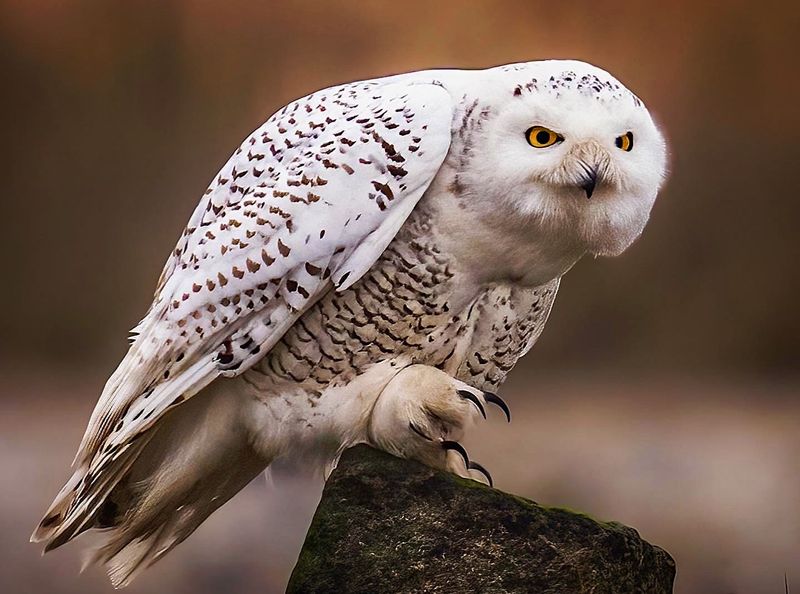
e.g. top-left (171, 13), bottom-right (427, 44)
top-left (244, 203), bottom-right (560, 398)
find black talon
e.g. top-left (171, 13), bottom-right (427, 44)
top-left (484, 392), bottom-right (511, 422)
top-left (409, 422), bottom-right (432, 441)
top-left (468, 460), bottom-right (494, 487)
top-left (457, 389), bottom-right (486, 419)
top-left (441, 440), bottom-right (469, 468)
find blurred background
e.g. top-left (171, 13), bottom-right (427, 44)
top-left (1, 1), bottom-right (798, 592)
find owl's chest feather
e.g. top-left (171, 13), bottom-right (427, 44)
top-left (248, 210), bottom-right (470, 389)
top-left (247, 206), bottom-right (559, 396)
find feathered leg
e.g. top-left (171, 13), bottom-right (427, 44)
top-left (368, 364), bottom-right (509, 485)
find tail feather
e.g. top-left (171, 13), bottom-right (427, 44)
top-left (83, 517), bottom-right (176, 588)
top-left (33, 380), bottom-right (269, 587)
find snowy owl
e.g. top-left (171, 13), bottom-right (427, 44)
top-left (33, 60), bottom-right (667, 586)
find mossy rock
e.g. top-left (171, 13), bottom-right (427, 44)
top-left (287, 445), bottom-right (674, 594)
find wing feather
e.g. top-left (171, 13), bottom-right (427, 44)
top-left (37, 78), bottom-right (455, 545)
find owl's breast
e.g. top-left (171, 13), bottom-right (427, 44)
top-left (245, 204), bottom-right (560, 396)
top-left (246, 206), bottom-right (471, 391)
top-left (452, 280), bottom-right (560, 391)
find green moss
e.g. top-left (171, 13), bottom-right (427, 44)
top-left (288, 445), bottom-right (675, 594)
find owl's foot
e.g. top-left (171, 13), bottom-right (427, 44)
top-left (368, 364), bottom-right (509, 486)
top-left (411, 430), bottom-right (495, 487)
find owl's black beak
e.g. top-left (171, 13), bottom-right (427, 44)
top-left (578, 166), bottom-right (598, 199)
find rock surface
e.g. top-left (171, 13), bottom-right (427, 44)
top-left (287, 445), bottom-right (675, 594)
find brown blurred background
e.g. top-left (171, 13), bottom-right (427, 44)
top-left (1, 1), bottom-right (798, 593)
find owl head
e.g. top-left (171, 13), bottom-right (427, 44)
top-left (455, 60), bottom-right (667, 257)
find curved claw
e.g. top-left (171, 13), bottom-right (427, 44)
top-left (441, 440), bottom-right (469, 468)
top-left (468, 460), bottom-right (494, 487)
top-left (457, 389), bottom-right (486, 419)
top-left (409, 422), bottom-right (432, 441)
top-left (484, 392), bottom-right (511, 422)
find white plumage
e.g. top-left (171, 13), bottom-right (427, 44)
top-left (33, 60), bottom-right (666, 587)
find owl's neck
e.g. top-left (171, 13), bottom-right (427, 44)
top-left (418, 185), bottom-right (585, 290)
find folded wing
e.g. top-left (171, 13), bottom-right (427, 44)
top-left (33, 78), bottom-right (455, 549)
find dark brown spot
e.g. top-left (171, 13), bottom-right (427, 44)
top-left (246, 258), bottom-right (260, 273)
top-left (372, 181), bottom-right (394, 200)
top-left (387, 164), bottom-right (408, 178)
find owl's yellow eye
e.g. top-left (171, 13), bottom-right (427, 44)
top-left (615, 131), bottom-right (634, 151)
top-left (526, 126), bottom-right (562, 148)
